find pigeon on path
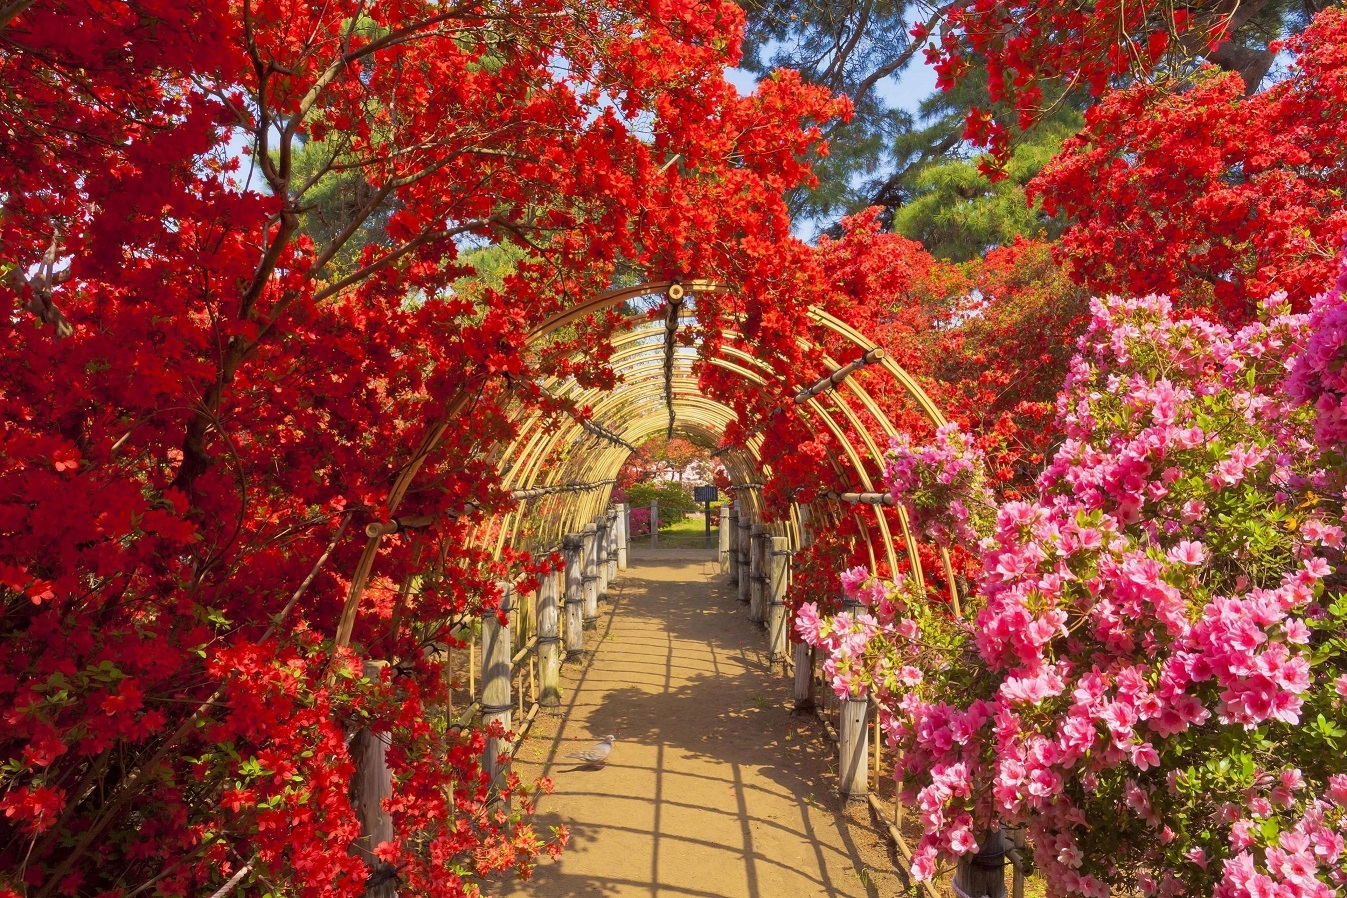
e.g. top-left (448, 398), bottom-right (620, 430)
top-left (564, 735), bottom-right (615, 766)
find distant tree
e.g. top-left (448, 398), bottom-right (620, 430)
top-left (890, 112), bottom-right (1080, 261)
top-left (616, 435), bottom-right (716, 488)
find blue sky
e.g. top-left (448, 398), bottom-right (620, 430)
top-left (725, 52), bottom-right (939, 117)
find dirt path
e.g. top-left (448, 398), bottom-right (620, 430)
top-left (499, 546), bottom-right (903, 898)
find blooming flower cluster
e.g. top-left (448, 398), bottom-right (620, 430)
top-left (805, 282), bottom-right (1347, 896)
top-left (885, 423), bottom-right (995, 549)
top-left (1286, 253), bottom-right (1347, 450)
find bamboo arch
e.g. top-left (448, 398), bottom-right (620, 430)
top-left (337, 279), bottom-right (959, 647)
top-left (483, 281), bottom-right (958, 605)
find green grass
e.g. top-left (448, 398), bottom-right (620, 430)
top-left (652, 511), bottom-right (719, 548)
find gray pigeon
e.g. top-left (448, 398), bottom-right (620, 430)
top-left (564, 735), bottom-right (615, 766)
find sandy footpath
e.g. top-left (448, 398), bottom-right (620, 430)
top-left (494, 546), bottom-right (903, 898)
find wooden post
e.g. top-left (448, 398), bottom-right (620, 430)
top-left (604, 509), bottom-right (618, 584)
top-left (954, 829), bottom-right (1007, 898)
top-left (538, 565), bottom-right (561, 710)
top-left (838, 593), bottom-right (868, 801)
top-left (718, 505), bottom-right (731, 574)
top-left (351, 661), bottom-right (395, 898)
top-left (732, 506), bottom-right (743, 584)
top-left (767, 536), bottom-right (789, 661)
top-left (649, 499), bottom-right (658, 546)
top-left (736, 508), bottom-right (751, 606)
top-left (616, 502), bottom-right (629, 572)
top-left (595, 514), bottom-right (609, 602)
top-left (793, 642), bottom-right (814, 710)
top-left (581, 523), bottom-right (599, 628)
top-left (748, 523), bottom-right (766, 623)
top-left (838, 695), bottom-right (869, 801)
top-left (563, 535), bottom-right (584, 658)
top-left (481, 583), bottom-right (513, 790)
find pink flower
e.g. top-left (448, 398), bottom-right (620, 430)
top-left (1057, 844), bottom-right (1084, 869)
top-left (1131, 742), bottom-right (1160, 770)
top-left (1166, 540), bottom-right (1207, 566)
top-left (839, 566), bottom-right (869, 597)
top-left (911, 849), bottom-right (936, 881)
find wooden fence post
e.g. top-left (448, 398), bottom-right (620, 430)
top-left (616, 502), bottom-right (629, 572)
top-left (767, 536), bottom-right (789, 661)
top-left (582, 523), bottom-right (599, 628)
top-left (718, 505), bottom-right (730, 574)
top-left (481, 583), bottom-right (513, 790)
top-left (732, 506), bottom-right (743, 584)
top-left (649, 499), bottom-right (658, 546)
top-left (538, 565), bottom-right (561, 710)
top-left (563, 535), bottom-right (584, 658)
top-left (604, 509), bottom-right (617, 584)
top-left (794, 642), bottom-right (814, 711)
top-left (838, 593), bottom-right (868, 801)
top-left (351, 661), bottom-right (395, 898)
top-left (954, 829), bottom-right (1007, 898)
top-left (595, 514), bottom-right (609, 602)
top-left (748, 523), bottom-right (766, 623)
top-left (736, 508), bottom-right (751, 606)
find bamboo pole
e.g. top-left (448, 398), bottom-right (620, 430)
top-left (468, 623), bottom-right (476, 699)
top-left (581, 523), bottom-right (599, 629)
top-left (538, 566), bottom-right (561, 709)
top-left (563, 535), bottom-right (584, 658)
top-left (481, 584), bottom-right (513, 791)
top-left (649, 499), bottom-right (658, 546)
top-left (767, 536), bottom-right (789, 661)
top-left (872, 706), bottom-right (882, 790)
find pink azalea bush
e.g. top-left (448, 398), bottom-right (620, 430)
top-left (886, 423), bottom-right (995, 549)
top-left (799, 277), bottom-right (1347, 897)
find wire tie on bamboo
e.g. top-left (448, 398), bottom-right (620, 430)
top-left (792, 347), bottom-right (886, 405)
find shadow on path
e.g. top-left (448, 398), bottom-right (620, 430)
top-left (498, 547), bottom-right (900, 898)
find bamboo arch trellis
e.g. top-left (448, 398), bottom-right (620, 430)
top-left (337, 279), bottom-right (959, 647)
top-left (333, 280), bottom-right (979, 897)
top-left (482, 282), bottom-right (959, 608)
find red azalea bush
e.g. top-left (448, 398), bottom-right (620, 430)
top-left (801, 269), bottom-right (1347, 896)
top-left (1030, 8), bottom-right (1347, 321)
top-left (0, 1), bottom-right (845, 895)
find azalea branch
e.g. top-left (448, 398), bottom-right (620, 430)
top-left (8, 230), bottom-right (74, 337)
top-left (310, 217), bottom-right (493, 304)
top-left (0, 0), bottom-right (35, 30)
